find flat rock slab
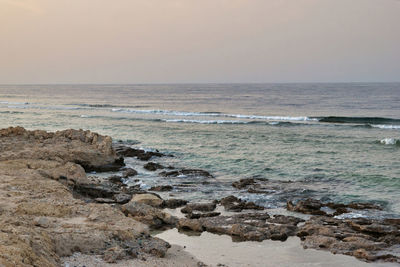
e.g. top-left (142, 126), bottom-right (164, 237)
top-left (177, 212), bottom-right (304, 242)
top-left (297, 216), bottom-right (400, 263)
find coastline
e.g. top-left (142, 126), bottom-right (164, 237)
top-left (0, 127), bottom-right (398, 266)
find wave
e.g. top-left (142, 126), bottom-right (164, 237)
top-left (371, 125), bottom-right (400, 130)
top-left (162, 119), bottom-right (254, 124)
top-left (111, 108), bottom-right (315, 122)
top-left (0, 101), bottom-right (29, 105)
top-left (111, 108), bottom-right (223, 117)
top-left (0, 111), bottom-right (24, 114)
top-left (316, 116), bottom-right (400, 125)
top-left (380, 138), bottom-right (400, 145)
top-left (70, 103), bottom-right (149, 109)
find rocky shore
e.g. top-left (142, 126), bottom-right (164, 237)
top-left (0, 127), bottom-right (398, 266)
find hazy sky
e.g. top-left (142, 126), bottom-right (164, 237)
top-left (1, 0), bottom-right (399, 83)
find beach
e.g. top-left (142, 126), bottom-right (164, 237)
top-left (0, 126), bottom-right (398, 266)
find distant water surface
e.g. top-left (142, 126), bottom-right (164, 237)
top-left (0, 83), bottom-right (399, 218)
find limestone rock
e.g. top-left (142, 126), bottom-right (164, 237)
top-left (130, 193), bottom-right (164, 208)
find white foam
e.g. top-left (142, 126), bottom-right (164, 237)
top-left (111, 108), bottom-right (221, 117)
top-left (111, 108), bottom-right (315, 122)
top-left (334, 212), bottom-right (366, 219)
top-left (380, 138), bottom-right (399, 145)
top-left (164, 119), bottom-right (248, 124)
top-left (372, 124), bottom-right (400, 130)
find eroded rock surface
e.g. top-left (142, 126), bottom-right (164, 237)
top-left (297, 216), bottom-right (400, 263)
top-left (114, 145), bottom-right (166, 161)
top-left (287, 198), bottom-right (382, 217)
top-left (0, 127), bottom-right (170, 267)
top-left (160, 169), bottom-right (214, 179)
top-left (220, 195), bottom-right (264, 212)
top-left (177, 212), bottom-right (303, 242)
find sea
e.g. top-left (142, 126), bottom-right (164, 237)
top-left (0, 83), bottom-right (399, 219)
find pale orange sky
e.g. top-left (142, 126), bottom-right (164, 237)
top-left (0, 0), bottom-right (399, 83)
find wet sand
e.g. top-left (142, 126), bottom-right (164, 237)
top-left (156, 229), bottom-right (397, 267)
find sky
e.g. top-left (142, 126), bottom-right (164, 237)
top-left (0, 0), bottom-right (399, 84)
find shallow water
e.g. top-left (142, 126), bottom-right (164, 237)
top-left (0, 83), bottom-right (399, 217)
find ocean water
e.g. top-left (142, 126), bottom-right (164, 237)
top-left (0, 83), bottom-right (399, 218)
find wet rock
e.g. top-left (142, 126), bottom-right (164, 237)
top-left (144, 162), bottom-right (165, 171)
top-left (177, 212), bottom-right (300, 242)
top-left (108, 175), bottom-right (123, 185)
top-left (73, 182), bottom-right (121, 198)
top-left (287, 198), bottom-right (383, 217)
top-left (287, 198), bottom-right (326, 216)
top-left (77, 156), bottom-right (125, 172)
top-left (162, 199), bottom-right (188, 209)
top-left (181, 203), bottom-right (217, 213)
top-left (220, 195), bottom-right (264, 212)
top-left (150, 185), bottom-right (173, 192)
top-left (160, 169), bottom-right (214, 178)
top-left (121, 201), bottom-right (178, 229)
top-left (268, 215), bottom-right (305, 226)
top-left (130, 193), bottom-right (164, 208)
top-left (113, 193), bottom-right (132, 204)
top-left (114, 146), bottom-right (166, 161)
top-left (186, 212), bottom-right (221, 219)
top-left (122, 168), bottom-right (138, 178)
top-left (297, 216), bottom-right (400, 263)
top-left (232, 178), bottom-right (256, 189)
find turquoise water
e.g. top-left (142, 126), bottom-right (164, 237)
top-left (0, 83), bottom-right (399, 217)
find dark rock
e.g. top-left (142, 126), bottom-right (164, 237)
top-left (177, 212), bottom-right (300, 242)
top-left (268, 215), bottom-right (305, 226)
top-left (220, 195), bottom-right (264, 212)
top-left (181, 203), bottom-right (217, 213)
top-left (73, 182), bottom-right (120, 198)
top-left (144, 162), bottom-right (165, 171)
top-left (297, 216), bottom-right (400, 263)
top-left (287, 198), bottom-right (383, 216)
top-left (122, 168), bottom-right (138, 178)
top-left (160, 169), bottom-right (214, 178)
top-left (77, 157), bottom-right (125, 172)
top-left (186, 212), bottom-right (221, 219)
top-left (232, 178), bottom-right (256, 189)
top-left (113, 193), bottom-right (132, 204)
top-left (287, 198), bottom-right (327, 216)
top-left (162, 199), bottom-right (188, 209)
top-left (150, 185), bottom-right (173, 192)
top-left (114, 146), bottom-right (165, 161)
top-left (108, 175), bottom-right (123, 185)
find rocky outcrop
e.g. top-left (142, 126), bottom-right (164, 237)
top-left (181, 202), bottom-right (217, 213)
top-left (144, 162), bottom-right (165, 171)
top-left (0, 126), bottom-right (124, 173)
top-left (162, 199), bottom-right (188, 209)
top-left (220, 195), bottom-right (264, 212)
top-left (121, 201), bottom-right (178, 229)
top-left (0, 127), bottom-right (170, 267)
top-left (150, 185), bottom-right (173, 192)
top-left (130, 193), bottom-right (164, 208)
top-left (297, 216), bottom-right (400, 263)
top-left (114, 145), bottom-right (166, 161)
top-left (287, 198), bottom-right (382, 216)
top-left (160, 169), bottom-right (214, 179)
top-left (177, 212), bottom-right (303, 242)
